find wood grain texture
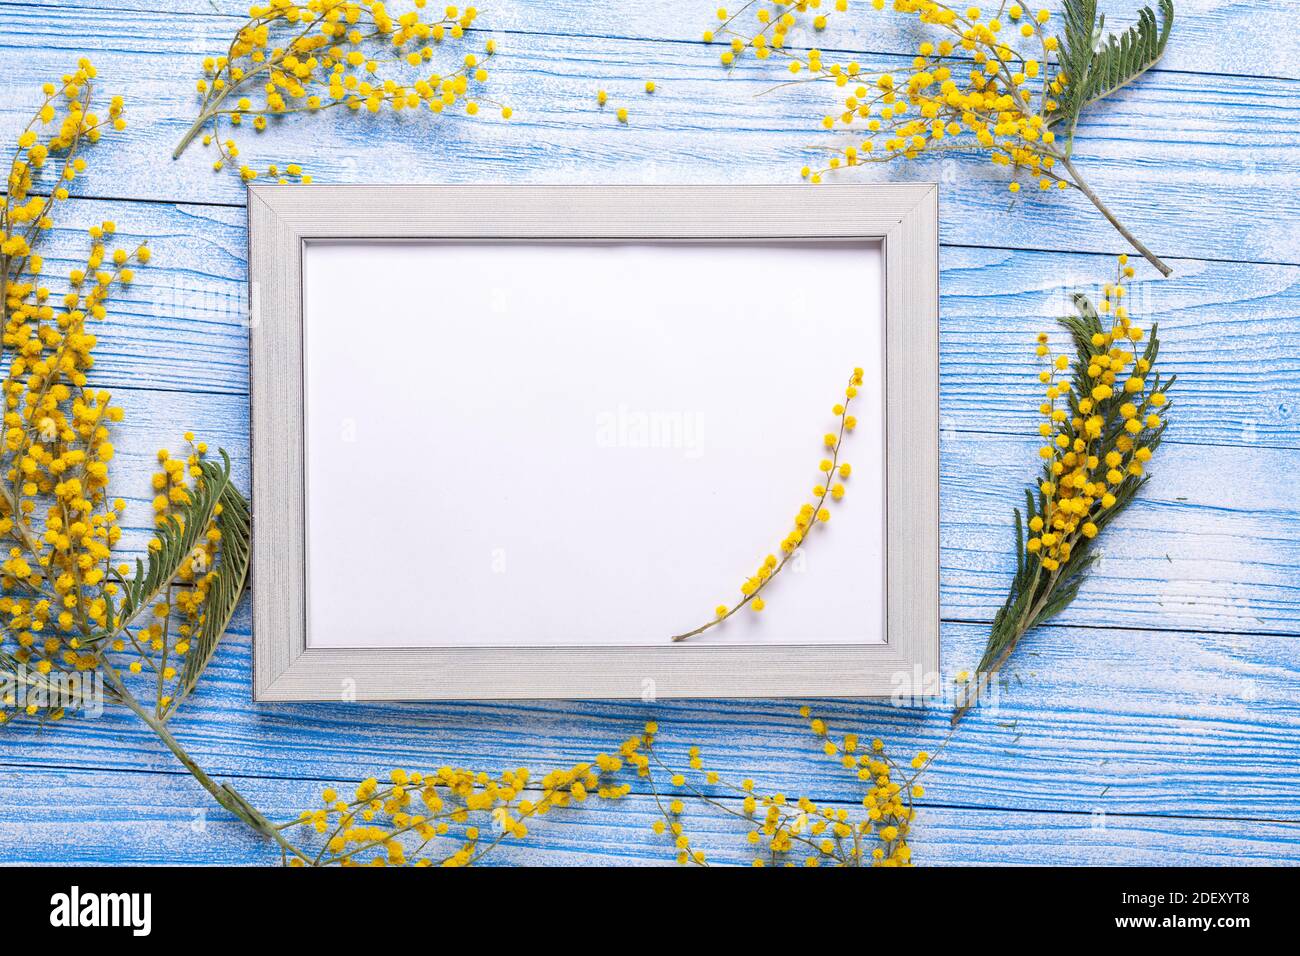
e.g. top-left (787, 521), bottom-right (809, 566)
top-left (4, 606), bottom-right (1300, 819)
top-left (1, 0), bottom-right (1298, 865)
top-left (3, 767), bottom-right (1296, 866)
top-left (20, 197), bottom-right (1300, 448)
top-left (5, 0), bottom-right (1295, 81)
top-left (2, 4), bottom-right (1298, 264)
top-left (62, 386), bottom-right (1300, 639)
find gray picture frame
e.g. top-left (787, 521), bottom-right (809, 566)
top-left (248, 184), bottom-right (939, 701)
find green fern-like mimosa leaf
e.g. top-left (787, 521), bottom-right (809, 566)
top-left (1054, 0), bottom-right (1174, 130)
top-left (169, 480), bottom-right (251, 715)
top-left (113, 450), bottom-right (233, 635)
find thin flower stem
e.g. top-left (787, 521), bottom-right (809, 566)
top-left (172, 100), bottom-right (224, 160)
top-left (949, 571), bottom-right (1057, 727)
top-left (98, 661), bottom-right (313, 864)
top-left (1060, 157), bottom-right (1172, 277)
top-left (671, 371), bottom-right (858, 642)
top-left (646, 746), bottom-right (834, 864)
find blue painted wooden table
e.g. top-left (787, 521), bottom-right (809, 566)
top-left (2, 0), bottom-right (1298, 865)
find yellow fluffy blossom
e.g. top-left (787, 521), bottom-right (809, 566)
top-left (290, 737), bottom-right (646, 866)
top-left (1, 65), bottom-right (137, 724)
top-left (711, 0), bottom-right (1174, 275)
top-left (671, 367), bottom-right (864, 641)
top-left (643, 710), bottom-right (921, 867)
top-left (2, 68), bottom-right (247, 735)
top-left (176, 1), bottom-right (511, 183)
top-left (955, 258), bottom-right (1171, 722)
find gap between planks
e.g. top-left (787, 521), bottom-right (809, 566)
top-left (3, 757), bottom-right (1296, 827)
top-left (7, 189), bottom-right (1296, 271)
top-left (82, 375), bottom-right (1300, 457)
top-left (3, 0), bottom-right (1297, 86)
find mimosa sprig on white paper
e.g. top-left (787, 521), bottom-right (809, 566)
top-left (672, 367), bottom-right (863, 642)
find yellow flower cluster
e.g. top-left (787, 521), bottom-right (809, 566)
top-left (712, 2), bottom-right (1066, 190)
top-left (638, 712), bottom-right (921, 866)
top-left (289, 740), bottom-right (644, 866)
top-left (3, 63), bottom-right (125, 265)
top-left (110, 438), bottom-right (223, 716)
top-left (953, 257), bottom-right (1171, 722)
top-left (805, 708), bottom-right (920, 866)
top-left (1029, 255), bottom-right (1168, 572)
top-left (672, 367), bottom-right (861, 641)
top-left (0, 67), bottom-right (141, 721)
top-left (707, 1), bottom-right (1177, 277)
top-left (178, 0), bottom-right (511, 182)
top-left (2, 70), bottom-right (239, 731)
top-left (708, 1), bottom-right (856, 57)
top-left (280, 716), bottom-right (932, 866)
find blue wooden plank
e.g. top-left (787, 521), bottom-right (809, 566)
top-left (5, 382), bottom-right (1294, 638)
top-left (4, 598), bottom-right (1300, 819)
top-left (5, 0), bottom-right (1295, 81)
top-left (2, 4), bottom-right (1298, 265)
top-left (20, 196), bottom-right (1300, 450)
top-left (16, 200), bottom-right (251, 396)
top-left (1, 765), bottom-right (1296, 866)
top-left (22, 198), bottom-right (1300, 448)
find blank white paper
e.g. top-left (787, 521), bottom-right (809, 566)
top-left (302, 240), bottom-right (885, 647)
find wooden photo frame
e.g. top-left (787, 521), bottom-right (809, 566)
top-left (248, 184), bottom-right (939, 701)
